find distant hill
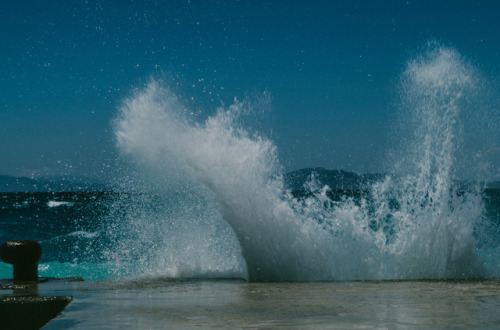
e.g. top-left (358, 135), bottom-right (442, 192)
top-left (284, 168), bottom-right (500, 191)
top-left (0, 175), bottom-right (39, 192)
top-left (1, 170), bottom-right (498, 192)
top-left (0, 175), bottom-right (109, 192)
top-left (488, 181), bottom-right (500, 189)
top-left (284, 167), bottom-right (384, 191)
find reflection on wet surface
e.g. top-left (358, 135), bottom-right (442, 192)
top-left (34, 279), bottom-right (500, 329)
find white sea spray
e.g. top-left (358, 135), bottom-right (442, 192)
top-left (109, 44), bottom-right (494, 281)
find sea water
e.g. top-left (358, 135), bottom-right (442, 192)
top-left (1, 42), bottom-right (500, 329)
top-left (1, 44), bottom-right (500, 284)
top-left (110, 43), bottom-right (500, 281)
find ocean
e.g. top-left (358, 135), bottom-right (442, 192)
top-left (0, 186), bottom-right (499, 282)
top-left (1, 186), bottom-right (500, 329)
top-left (2, 44), bottom-right (500, 327)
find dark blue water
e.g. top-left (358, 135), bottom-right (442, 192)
top-left (1, 186), bottom-right (499, 281)
top-left (2, 44), bottom-right (499, 282)
top-left (0, 192), bottom-right (112, 262)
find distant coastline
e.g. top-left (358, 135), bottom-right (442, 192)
top-left (1, 169), bottom-right (499, 193)
top-left (284, 168), bottom-right (500, 191)
top-left (0, 175), bottom-right (110, 193)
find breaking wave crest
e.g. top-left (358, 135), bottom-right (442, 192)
top-left (108, 43), bottom-right (496, 281)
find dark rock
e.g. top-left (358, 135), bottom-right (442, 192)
top-left (0, 295), bottom-right (72, 330)
top-left (0, 240), bottom-right (42, 282)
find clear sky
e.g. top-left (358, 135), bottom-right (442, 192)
top-left (1, 0), bottom-right (499, 179)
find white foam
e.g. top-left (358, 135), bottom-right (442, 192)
top-left (47, 200), bottom-right (74, 208)
top-left (111, 44), bottom-right (494, 281)
top-left (68, 231), bottom-right (100, 239)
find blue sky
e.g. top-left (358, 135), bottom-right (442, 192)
top-left (1, 0), bottom-right (499, 179)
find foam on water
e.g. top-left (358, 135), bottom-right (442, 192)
top-left (47, 200), bottom-right (74, 208)
top-left (109, 43), bottom-right (497, 281)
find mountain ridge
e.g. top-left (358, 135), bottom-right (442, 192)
top-left (1, 169), bottom-right (499, 192)
top-left (284, 167), bottom-right (500, 190)
top-left (0, 175), bottom-right (109, 192)
top-left (283, 167), bottom-right (385, 190)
